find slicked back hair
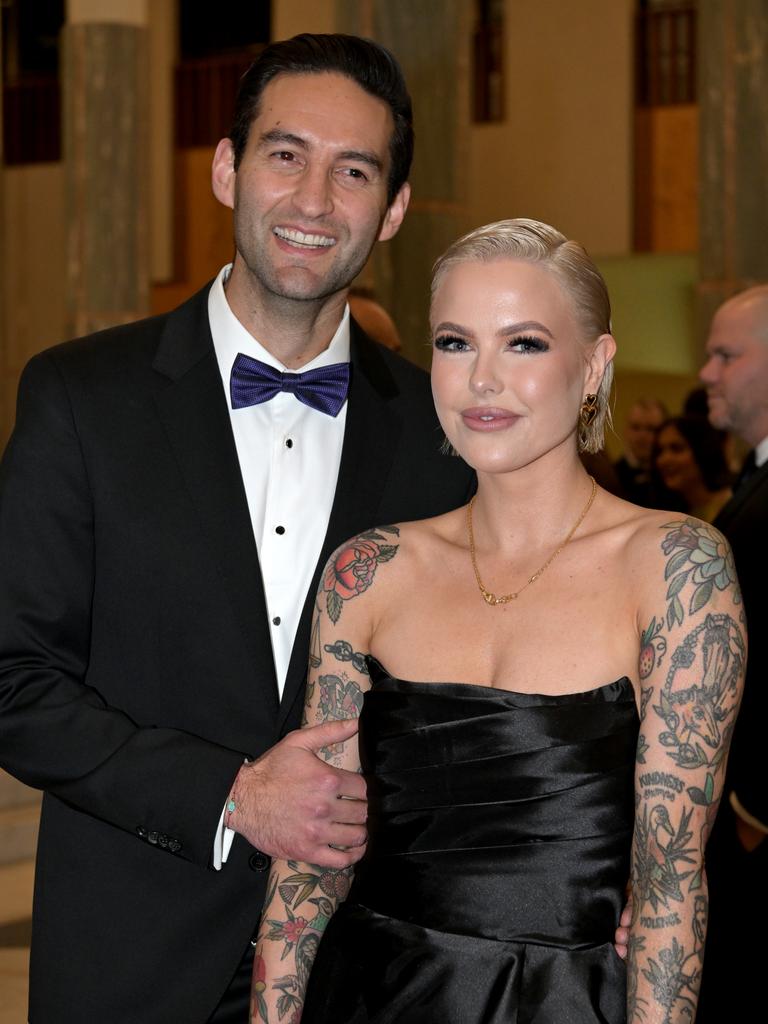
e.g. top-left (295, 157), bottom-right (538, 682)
top-left (432, 218), bottom-right (614, 454)
top-left (229, 33), bottom-right (413, 206)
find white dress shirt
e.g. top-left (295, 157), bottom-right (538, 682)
top-left (754, 435), bottom-right (768, 469)
top-left (207, 265), bottom-right (350, 866)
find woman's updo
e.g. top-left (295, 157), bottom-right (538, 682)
top-left (431, 218), bottom-right (614, 454)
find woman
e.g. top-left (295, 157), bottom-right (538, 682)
top-left (251, 220), bottom-right (744, 1023)
top-left (653, 415), bottom-right (732, 522)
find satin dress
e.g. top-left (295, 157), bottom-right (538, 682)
top-left (303, 657), bottom-right (638, 1023)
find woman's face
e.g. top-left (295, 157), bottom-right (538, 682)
top-left (430, 258), bottom-right (611, 475)
top-left (655, 425), bottom-right (701, 494)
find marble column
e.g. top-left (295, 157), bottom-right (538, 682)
top-left (697, 0), bottom-right (768, 337)
top-left (64, 1), bottom-right (150, 336)
top-left (337, 0), bottom-right (471, 368)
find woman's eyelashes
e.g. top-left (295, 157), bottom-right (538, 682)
top-left (433, 334), bottom-right (470, 352)
top-left (508, 335), bottom-right (549, 353)
top-left (433, 334), bottom-right (550, 353)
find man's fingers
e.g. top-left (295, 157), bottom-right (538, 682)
top-left (296, 717), bottom-right (358, 750)
top-left (620, 896), bottom-right (633, 928)
top-left (311, 842), bottom-right (367, 870)
top-left (325, 822), bottom-right (367, 848)
top-left (335, 768), bottom-right (367, 803)
top-left (332, 795), bottom-right (367, 824)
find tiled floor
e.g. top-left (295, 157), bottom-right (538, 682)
top-left (0, 860), bottom-right (33, 1024)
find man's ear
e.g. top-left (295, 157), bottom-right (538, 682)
top-left (212, 138), bottom-right (236, 210)
top-left (378, 183), bottom-right (411, 243)
top-left (585, 333), bottom-right (617, 393)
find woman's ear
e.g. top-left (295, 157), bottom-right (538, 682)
top-left (585, 333), bottom-right (617, 393)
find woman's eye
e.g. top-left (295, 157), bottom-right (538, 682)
top-left (510, 335), bottom-right (549, 353)
top-left (434, 335), bottom-right (470, 352)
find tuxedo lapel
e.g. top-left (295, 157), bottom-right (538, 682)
top-left (277, 325), bottom-right (401, 728)
top-left (151, 286), bottom-right (280, 713)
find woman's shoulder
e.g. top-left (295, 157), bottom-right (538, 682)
top-left (601, 495), bottom-right (736, 602)
top-left (321, 513), bottom-right (461, 621)
top-left (598, 490), bottom-right (722, 544)
top-left (596, 492), bottom-right (732, 576)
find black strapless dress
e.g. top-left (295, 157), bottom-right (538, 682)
top-left (302, 658), bottom-right (638, 1023)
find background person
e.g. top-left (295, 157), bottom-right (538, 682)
top-left (348, 285), bottom-right (403, 352)
top-left (613, 396), bottom-right (667, 505)
top-left (652, 414), bottom-right (732, 522)
top-left (697, 284), bottom-right (768, 1024)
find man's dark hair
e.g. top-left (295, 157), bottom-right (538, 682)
top-left (229, 33), bottom-right (413, 206)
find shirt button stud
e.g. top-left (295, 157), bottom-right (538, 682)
top-left (275, 525), bottom-right (285, 535)
top-left (249, 851), bottom-right (270, 872)
top-left (285, 438), bottom-right (293, 448)
top-left (272, 616), bottom-right (281, 626)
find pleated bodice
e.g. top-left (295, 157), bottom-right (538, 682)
top-left (303, 657), bottom-right (639, 1023)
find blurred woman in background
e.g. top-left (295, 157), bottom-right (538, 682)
top-left (653, 415), bottom-right (732, 522)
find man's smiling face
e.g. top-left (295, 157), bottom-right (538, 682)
top-left (214, 71), bottom-right (408, 308)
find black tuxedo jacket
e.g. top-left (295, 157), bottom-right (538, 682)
top-left (714, 461), bottom-right (768, 827)
top-left (0, 284), bottom-right (474, 1023)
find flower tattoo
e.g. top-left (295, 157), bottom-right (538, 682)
top-left (661, 519), bottom-right (739, 629)
top-left (323, 527), bottom-right (399, 623)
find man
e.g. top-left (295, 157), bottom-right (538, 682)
top-left (348, 286), bottom-right (403, 352)
top-left (0, 35), bottom-right (473, 1023)
top-left (697, 285), bottom-right (768, 1022)
top-left (613, 396), bottom-right (667, 505)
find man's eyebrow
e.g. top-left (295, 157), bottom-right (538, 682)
top-left (258, 128), bottom-right (308, 149)
top-left (257, 130), bottom-right (383, 173)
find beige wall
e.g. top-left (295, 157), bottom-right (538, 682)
top-left (1, 0), bottom-right (680, 446)
top-left (272, 0), bottom-right (337, 40)
top-left (469, 0), bottom-right (634, 254)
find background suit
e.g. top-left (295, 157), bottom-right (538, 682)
top-left (0, 283), bottom-right (474, 1023)
top-left (698, 462), bottom-right (768, 1022)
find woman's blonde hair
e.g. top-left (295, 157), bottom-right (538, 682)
top-left (431, 218), bottom-right (614, 454)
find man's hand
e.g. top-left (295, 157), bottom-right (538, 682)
top-left (614, 889), bottom-right (633, 959)
top-left (226, 719), bottom-right (367, 868)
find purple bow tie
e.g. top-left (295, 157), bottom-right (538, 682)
top-left (230, 354), bottom-right (350, 418)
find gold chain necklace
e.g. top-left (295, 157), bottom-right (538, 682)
top-left (467, 476), bottom-right (597, 606)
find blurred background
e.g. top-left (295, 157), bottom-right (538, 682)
top-left (1, 1), bottom-right (766, 1019)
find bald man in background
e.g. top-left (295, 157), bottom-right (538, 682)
top-left (697, 285), bottom-right (768, 1022)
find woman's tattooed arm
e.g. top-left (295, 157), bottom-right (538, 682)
top-left (250, 528), bottom-right (400, 1023)
top-left (629, 519), bottom-right (745, 1023)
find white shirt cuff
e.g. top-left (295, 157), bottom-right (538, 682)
top-left (730, 791), bottom-right (768, 834)
top-left (212, 803), bottom-right (237, 870)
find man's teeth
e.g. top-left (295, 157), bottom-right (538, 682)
top-left (480, 415), bottom-right (495, 421)
top-left (274, 227), bottom-right (335, 248)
